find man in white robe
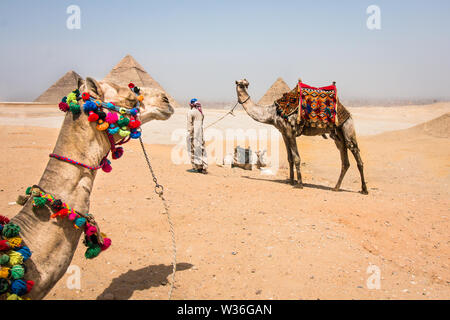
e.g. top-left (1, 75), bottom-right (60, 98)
top-left (187, 99), bottom-right (208, 173)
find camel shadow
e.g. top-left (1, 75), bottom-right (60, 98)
top-left (96, 263), bottom-right (193, 300)
top-left (242, 176), bottom-right (357, 194)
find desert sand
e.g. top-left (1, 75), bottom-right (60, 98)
top-left (0, 102), bottom-right (449, 300)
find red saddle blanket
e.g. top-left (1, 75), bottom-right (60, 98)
top-left (275, 82), bottom-right (337, 127)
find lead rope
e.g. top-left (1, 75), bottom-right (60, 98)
top-left (204, 96), bottom-right (250, 129)
top-left (138, 136), bottom-right (177, 300)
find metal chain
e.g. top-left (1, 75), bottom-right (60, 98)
top-left (138, 136), bottom-right (177, 300)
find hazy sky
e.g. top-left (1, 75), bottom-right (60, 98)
top-left (0, 0), bottom-right (449, 103)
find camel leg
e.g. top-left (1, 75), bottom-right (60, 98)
top-left (350, 147), bottom-right (368, 194)
top-left (332, 130), bottom-right (350, 191)
top-left (288, 136), bottom-right (303, 188)
top-left (282, 134), bottom-right (295, 185)
top-left (341, 119), bottom-right (368, 195)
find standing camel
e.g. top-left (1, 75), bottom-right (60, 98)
top-left (8, 77), bottom-right (174, 299)
top-left (235, 79), bottom-right (368, 194)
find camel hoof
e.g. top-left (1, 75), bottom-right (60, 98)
top-left (332, 187), bottom-right (340, 192)
top-left (360, 190), bottom-right (369, 195)
top-left (294, 183), bottom-right (303, 189)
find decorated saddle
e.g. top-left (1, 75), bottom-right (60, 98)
top-left (275, 81), bottom-right (338, 128)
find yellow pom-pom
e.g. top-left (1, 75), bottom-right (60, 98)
top-left (6, 293), bottom-right (22, 300)
top-left (6, 237), bottom-right (22, 249)
top-left (0, 267), bottom-right (10, 279)
top-left (66, 92), bottom-right (77, 104)
top-left (96, 120), bottom-right (109, 131)
top-left (8, 251), bottom-right (23, 266)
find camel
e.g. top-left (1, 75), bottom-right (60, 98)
top-left (235, 79), bottom-right (368, 194)
top-left (9, 77), bottom-right (174, 299)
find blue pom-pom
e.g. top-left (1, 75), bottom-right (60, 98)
top-left (130, 131), bottom-right (141, 139)
top-left (62, 96), bottom-right (67, 103)
top-left (108, 124), bottom-right (119, 135)
top-left (83, 100), bottom-right (97, 114)
top-left (11, 279), bottom-right (27, 296)
top-left (130, 108), bottom-right (138, 117)
top-left (0, 225), bottom-right (3, 232)
top-left (16, 246), bottom-right (32, 261)
top-left (74, 217), bottom-right (86, 228)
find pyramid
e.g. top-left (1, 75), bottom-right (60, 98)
top-left (258, 77), bottom-right (291, 106)
top-left (103, 55), bottom-right (180, 107)
top-left (35, 71), bottom-right (83, 103)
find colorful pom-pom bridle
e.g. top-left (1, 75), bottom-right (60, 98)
top-left (54, 83), bottom-right (143, 173)
top-left (3, 185), bottom-right (112, 300)
top-left (0, 215), bottom-right (34, 300)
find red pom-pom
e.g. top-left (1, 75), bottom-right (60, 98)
top-left (85, 224), bottom-right (97, 237)
top-left (100, 238), bottom-right (112, 251)
top-left (0, 239), bottom-right (10, 251)
top-left (58, 102), bottom-right (69, 112)
top-left (128, 117), bottom-right (141, 129)
top-left (51, 208), bottom-right (68, 219)
top-left (26, 280), bottom-right (35, 293)
top-left (102, 161), bottom-right (112, 173)
top-left (112, 147), bottom-right (124, 159)
top-left (128, 83), bottom-right (135, 89)
top-left (88, 111), bottom-right (99, 122)
top-left (82, 92), bottom-right (90, 101)
top-left (0, 215), bottom-right (10, 225)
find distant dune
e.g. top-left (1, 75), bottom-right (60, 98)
top-left (408, 112), bottom-right (450, 138)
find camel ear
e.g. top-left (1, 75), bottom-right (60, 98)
top-left (235, 80), bottom-right (238, 85)
top-left (85, 77), bottom-right (104, 100)
top-left (77, 78), bottom-right (85, 90)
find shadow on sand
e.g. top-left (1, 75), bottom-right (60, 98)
top-left (96, 263), bottom-right (193, 300)
top-left (242, 176), bottom-right (358, 194)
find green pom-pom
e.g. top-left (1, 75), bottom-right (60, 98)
top-left (33, 196), bottom-right (47, 207)
top-left (0, 279), bottom-right (9, 294)
top-left (0, 254), bottom-right (10, 266)
top-left (85, 245), bottom-right (101, 259)
top-left (69, 102), bottom-right (81, 114)
top-left (10, 265), bottom-right (24, 280)
top-left (72, 89), bottom-right (80, 97)
top-left (25, 187), bottom-right (32, 195)
top-left (2, 223), bottom-right (20, 238)
top-left (117, 116), bottom-right (130, 127)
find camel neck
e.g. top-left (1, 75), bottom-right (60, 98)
top-left (11, 112), bottom-right (111, 299)
top-left (237, 87), bottom-right (275, 124)
top-left (39, 113), bottom-right (111, 211)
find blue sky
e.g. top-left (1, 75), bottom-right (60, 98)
top-left (0, 0), bottom-right (449, 103)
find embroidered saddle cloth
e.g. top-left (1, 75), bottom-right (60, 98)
top-left (275, 81), bottom-right (338, 128)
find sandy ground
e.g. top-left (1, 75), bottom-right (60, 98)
top-left (0, 103), bottom-right (449, 300)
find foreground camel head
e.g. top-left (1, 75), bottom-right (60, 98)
top-left (80, 77), bottom-right (174, 125)
top-left (235, 79), bottom-right (250, 89)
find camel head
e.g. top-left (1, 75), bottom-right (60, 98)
top-left (80, 77), bottom-right (174, 125)
top-left (235, 79), bottom-right (250, 90)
